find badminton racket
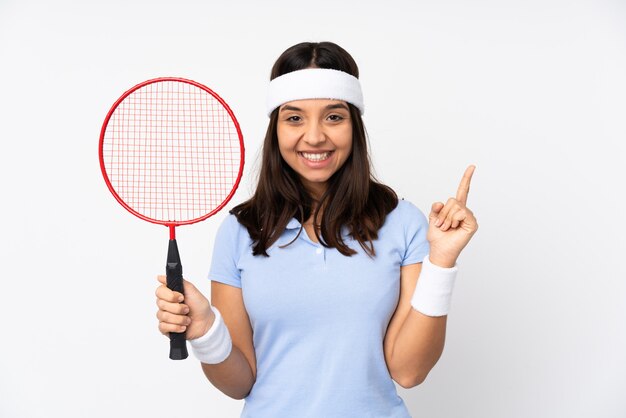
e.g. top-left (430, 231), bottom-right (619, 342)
top-left (99, 77), bottom-right (244, 360)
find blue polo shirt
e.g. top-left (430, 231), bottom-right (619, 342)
top-left (209, 199), bottom-right (430, 418)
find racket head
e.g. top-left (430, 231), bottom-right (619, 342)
top-left (99, 77), bottom-right (244, 227)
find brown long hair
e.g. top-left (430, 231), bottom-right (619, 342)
top-left (231, 42), bottom-right (398, 257)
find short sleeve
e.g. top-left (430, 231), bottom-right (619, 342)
top-left (400, 200), bottom-right (430, 266)
top-left (208, 214), bottom-right (247, 288)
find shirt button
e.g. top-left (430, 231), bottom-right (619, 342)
top-left (315, 248), bottom-right (323, 255)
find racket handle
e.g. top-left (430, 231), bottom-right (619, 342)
top-left (166, 239), bottom-right (189, 360)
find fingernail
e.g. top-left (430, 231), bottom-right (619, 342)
top-left (178, 296), bottom-right (184, 302)
top-left (435, 218), bottom-right (442, 227)
top-left (183, 307), bottom-right (190, 314)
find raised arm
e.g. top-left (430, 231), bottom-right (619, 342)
top-left (384, 165), bottom-right (478, 387)
top-left (384, 263), bottom-right (447, 388)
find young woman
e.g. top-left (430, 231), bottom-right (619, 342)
top-left (155, 41), bottom-right (478, 417)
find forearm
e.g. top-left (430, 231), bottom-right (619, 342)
top-left (200, 344), bottom-right (255, 399)
top-left (191, 307), bottom-right (256, 400)
top-left (387, 309), bottom-right (447, 388)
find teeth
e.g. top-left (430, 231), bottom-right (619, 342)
top-left (301, 152), bottom-right (330, 162)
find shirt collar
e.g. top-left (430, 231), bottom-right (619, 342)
top-left (285, 218), bottom-right (302, 230)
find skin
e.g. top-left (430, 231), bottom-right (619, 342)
top-left (427, 165), bottom-right (478, 268)
top-left (276, 99), bottom-right (353, 202)
top-left (155, 100), bottom-right (479, 393)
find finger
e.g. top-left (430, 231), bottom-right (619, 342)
top-left (441, 206), bottom-right (461, 231)
top-left (429, 202), bottom-right (445, 223)
top-left (435, 198), bottom-right (458, 227)
top-left (456, 165), bottom-right (476, 205)
top-left (155, 285), bottom-right (184, 303)
top-left (156, 310), bottom-right (192, 326)
top-left (159, 321), bottom-right (187, 336)
top-left (157, 275), bottom-right (191, 298)
top-left (157, 299), bottom-right (190, 315)
top-left (450, 209), bottom-right (468, 229)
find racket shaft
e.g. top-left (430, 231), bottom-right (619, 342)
top-left (166, 239), bottom-right (189, 360)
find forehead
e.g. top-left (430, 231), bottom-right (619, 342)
top-left (279, 99), bottom-right (349, 112)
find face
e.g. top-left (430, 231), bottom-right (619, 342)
top-left (277, 99), bottom-right (353, 199)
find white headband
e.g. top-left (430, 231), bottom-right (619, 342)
top-left (266, 68), bottom-right (364, 117)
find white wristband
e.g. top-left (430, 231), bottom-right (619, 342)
top-left (189, 306), bottom-right (232, 364)
top-left (410, 256), bottom-right (459, 317)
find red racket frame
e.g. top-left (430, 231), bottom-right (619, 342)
top-left (98, 77), bottom-right (245, 239)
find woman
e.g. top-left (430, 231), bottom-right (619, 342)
top-left (155, 41), bottom-right (478, 417)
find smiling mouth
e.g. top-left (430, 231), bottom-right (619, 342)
top-left (299, 151), bottom-right (333, 162)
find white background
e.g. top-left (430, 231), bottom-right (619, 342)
top-left (1, 0), bottom-right (625, 417)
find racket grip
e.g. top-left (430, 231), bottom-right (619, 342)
top-left (166, 239), bottom-right (189, 360)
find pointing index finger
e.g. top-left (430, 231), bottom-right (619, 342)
top-left (456, 165), bottom-right (476, 205)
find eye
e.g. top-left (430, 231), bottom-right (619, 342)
top-left (327, 114), bottom-right (344, 122)
top-left (285, 115), bottom-right (302, 122)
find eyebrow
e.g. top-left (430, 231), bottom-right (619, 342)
top-left (280, 103), bottom-right (350, 112)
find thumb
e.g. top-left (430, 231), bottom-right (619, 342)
top-left (429, 202), bottom-right (444, 223)
top-left (182, 278), bottom-right (211, 307)
top-left (182, 278), bottom-right (201, 297)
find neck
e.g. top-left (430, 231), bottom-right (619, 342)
top-left (302, 179), bottom-right (327, 202)
top-left (304, 202), bottom-right (323, 227)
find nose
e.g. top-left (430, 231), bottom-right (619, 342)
top-left (302, 121), bottom-right (327, 146)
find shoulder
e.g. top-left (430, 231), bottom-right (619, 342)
top-left (217, 212), bottom-right (244, 233)
top-left (386, 199), bottom-right (428, 228)
top-left (387, 199), bottom-right (431, 265)
top-left (215, 213), bottom-right (253, 248)
top-left (378, 198), bottom-right (429, 243)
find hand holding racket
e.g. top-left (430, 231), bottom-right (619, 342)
top-left (99, 78), bottom-right (244, 360)
top-left (155, 275), bottom-right (215, 341)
